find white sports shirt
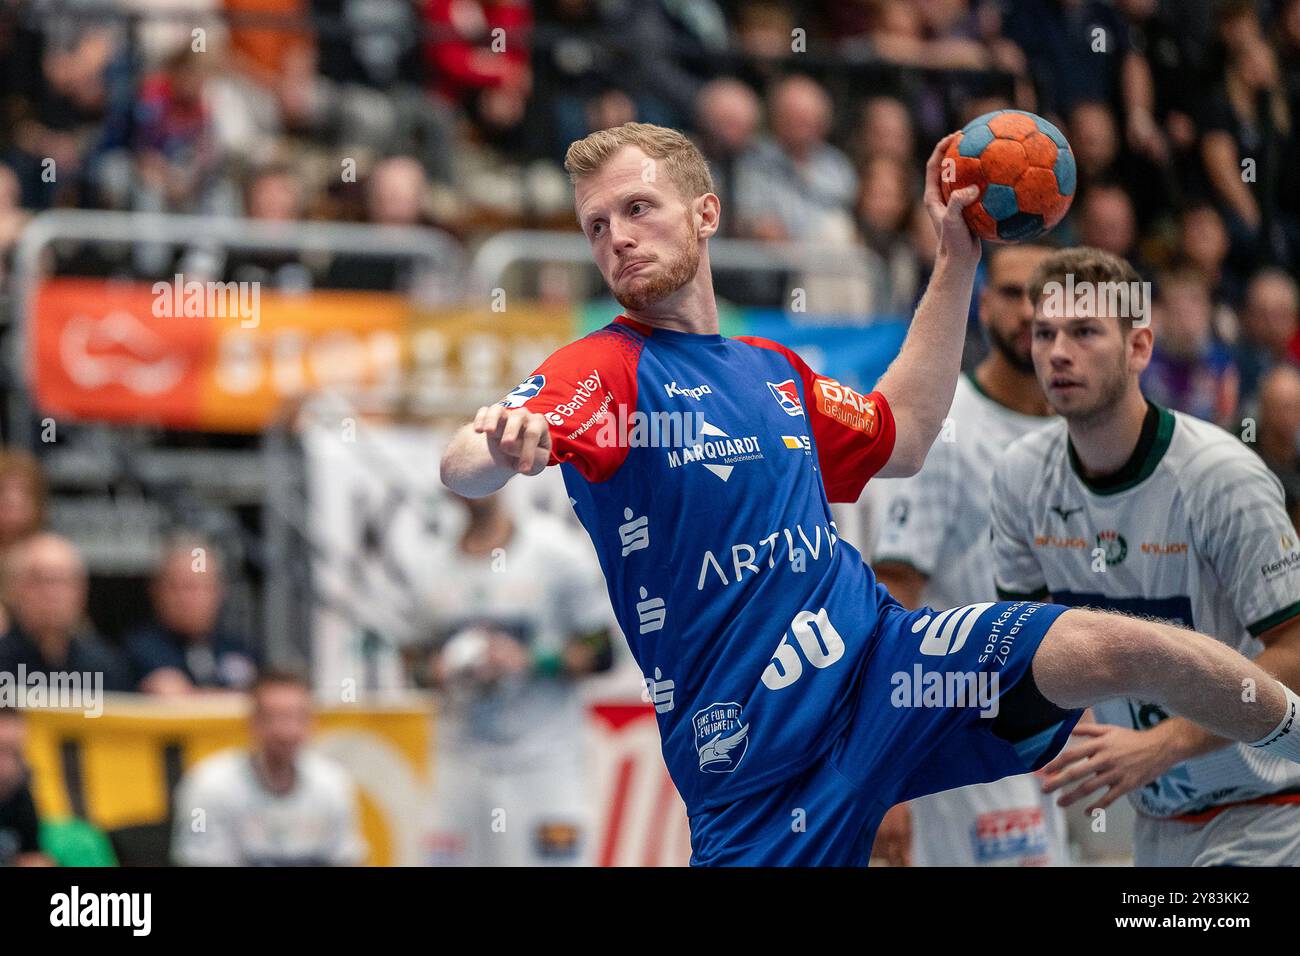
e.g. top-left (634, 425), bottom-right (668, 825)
top-left (172, 749), bottom-right (366, 866)
top-left (991, 403), bottom-right (1300, 817)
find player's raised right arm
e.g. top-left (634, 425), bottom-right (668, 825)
top-left (440, 404), bottom-right (552, 498)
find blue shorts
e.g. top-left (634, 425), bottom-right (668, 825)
top-left (688, 597), bottom-right (1085, 866)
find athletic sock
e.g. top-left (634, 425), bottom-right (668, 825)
top-left (1249, 681), bottom-right (1300, 759)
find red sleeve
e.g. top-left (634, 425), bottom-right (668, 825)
top-left (737, 337), bottom-right (896, 502)
top-left (497, 328), bottom-right (641, 483)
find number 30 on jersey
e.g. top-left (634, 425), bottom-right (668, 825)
top-left (762, 608), bottom-right (845, 690)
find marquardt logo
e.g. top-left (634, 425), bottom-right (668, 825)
top-left (152, 273), bottom-right (260, 328)
top-left (665, 420), bottom-right (762, 481)
top-left (664, 381), bottom-right (712, 401)
top-left (50, 886), bottom-right (152, 936)
top-left (1040, 274), bottom-right (1152, 327)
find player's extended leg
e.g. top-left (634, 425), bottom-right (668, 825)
top-left (1031, 609), bottom-right (1291, 746)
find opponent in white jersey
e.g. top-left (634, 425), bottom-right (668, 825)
top-left (172, 672), bottom-right (366, 866)
top-left (991, 248), bottom-right (1300, 866)
top-left (422, 493), bottom-right (615, 866)
top-left (871, 244), bottom-right (1070, 866)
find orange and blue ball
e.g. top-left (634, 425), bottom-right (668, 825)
top-left (941, 109), bottom-right (1076, 243)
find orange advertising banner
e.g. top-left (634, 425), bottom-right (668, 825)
top-left (29, 278), bottom-right (576, 432)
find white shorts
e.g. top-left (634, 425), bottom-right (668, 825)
top-left (1135, 802), bottom-right (1300, 866)
top-left (427, 745), bottom-right (594, 867)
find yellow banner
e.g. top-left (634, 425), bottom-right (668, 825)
top-left (24, 695), bottom-right (432, 866)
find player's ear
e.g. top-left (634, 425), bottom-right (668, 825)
top-left (1128, 321), bottom-right (1154, 373)
top-left (696, 193), bottom-right (720, 240)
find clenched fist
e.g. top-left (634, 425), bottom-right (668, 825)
top-left (473, 404), bottom-right (553, 476)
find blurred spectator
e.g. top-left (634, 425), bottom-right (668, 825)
top-left (1119, 0), bottom-right (1215, 175)
top-left (731, 0), bottom-right (795, 91)
top-left (1177, 201), bottom-right (1243, 308)
top-left (225, 0), bottom-right (314, 92)
top-left (244, 161), bottom-right (305, 221)
top-left (172, 670), bottom-right (365, 865)
top-left (0, 707), bottom-right (50, 866)
top-left (420, 493), bottom-right (613, 866)
top-left (693, 78), bottom-right (762, 238)
top-left (1069, 100), bottom-right (1121, 186)
top-left (600, 0), bottom-right (729, 129)
top-left (1004, 0), bottom-right (1164, 164)
top-left (856, 156), bottom-right (921, 315)
top-left (124, 537), bottom-right (257, 695)
top-left (223, 162), bottom-right (314, 288)
top-left (1200, 1), bottom-right (1300, 269)
top-left (425, 0), bottom-right (533, 143)
top-left (0, 450), bottom-right (48, 636)
top-left (1255, 363), bottom-right (1300, 528)
top-left (1237, 268), bottom-right (1300, 405)
top-left (1076, 183), bottom-right (1138, 261)
top-left (365, 156), bottom-right (431, 227)
top-left (0, 452), bottom-right (47, 555)
top-left (0, 164), bottom-right (31, 284)
top-left (854, 95), bottom-right (917, 168)
top-left (133, 49), bottom-right (226, 215)
top-left (1142, 268), bottom-right (1238, 426)
top-left (733, 74), bottom-right (857, 241)
top-left (0, 534), bottom-right (128, 692)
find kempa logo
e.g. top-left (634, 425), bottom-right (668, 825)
top-left (664, 381), bottom-right (712, 401)
top-left (152, 273), bottom-right (259, 328)
top-left (50, 886), bottom-right (151, 936)
top-left (891, 665), bottom-right (1000, 718)
top-left (0, 665), bottom-right (103, 717)
top-left (1041, 274), bottom-right (1152, 326)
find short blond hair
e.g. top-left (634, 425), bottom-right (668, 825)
top-left (564, 122), bottom-right (714, 200)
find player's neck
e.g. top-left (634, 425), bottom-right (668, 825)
top-left (973, 356), bottom-right (1051, 417)
top-left (1067, 387), bottom-right (1151, 479)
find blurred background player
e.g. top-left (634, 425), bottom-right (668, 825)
top-left (171, 670), bottom-right (365, 866)
top-left (124, 535), bottom-right (258, 695)
top-left (868, 243), bottom-right (1071, 867)
top-left (0, 707), bottom-right (49, 866)
top-left (992, 247), bottom-right (1300, 866)
top-left (419, 491), bottom-right (614, 866)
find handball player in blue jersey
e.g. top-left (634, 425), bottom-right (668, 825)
top-left (441, 122), bottom-right (1300, 866)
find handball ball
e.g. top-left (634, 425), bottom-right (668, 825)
top-left (941, 109), bottom-right (1076, 243)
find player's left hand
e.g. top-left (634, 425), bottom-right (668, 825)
top-left (1039, 722), bottom-right (1178, 813)
top-left (923, 132), bottom-right (981, 266)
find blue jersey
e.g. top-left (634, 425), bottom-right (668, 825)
top-left (503, 315), bottom-right (897, 815)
